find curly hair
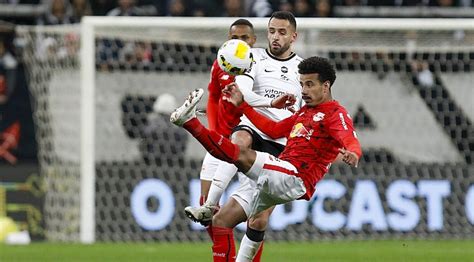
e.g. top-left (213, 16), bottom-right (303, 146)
top-left (298, 56), bottom-right (336, 87)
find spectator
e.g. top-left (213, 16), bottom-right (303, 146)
top-left (107, 0), bottom-right (157, 16)
top-left (411, 60), bottom-right (435, 88)
top-left (37, 0), bottom-right (74, 25)
top-left (294, 0), bottom-right (313, 16)
top-left (277, 0), bottom-right (294, 13)
top-left (193, 0), bottom-right (222, 16)
top-left (118, 41), bottom-right (152, 67)
top-left (433, 0), bottom-right (455, 6)
top-left (168, 0), bottom-right (192, 16)
top-left (222, 0), bottom-right (245, 16)
top-left (314, 0), bottom-right (333, 17)
top-left (0, 36), bottom-right (20, 164)
top-left (70, 0), bottom-right (92, 23)
top-left (0, 39), bottom-right (17, 105)
top-left (247, 0), bottom-right (273, 17)
top-left (138, 0), bottom-right (167, 15)
top-left (192, 4), bottom-right (207, 16)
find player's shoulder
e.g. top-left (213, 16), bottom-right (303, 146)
top-left (210, 59), bottom-right (220, 74)
top-left (294, 54), bottom-right (304, 63)
top-left (250, 48), bottom-right (267, 60)
top-left (327, 101), bottom-right (351, 120)
top-left (316, 100), bottom-right (348, 115)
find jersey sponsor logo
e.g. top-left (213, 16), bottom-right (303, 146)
top-left (339, 112), bottom-right (348, 130)
top-left (220, 74), bottom-right (230, 81)
top-left (289, 123), bottom-right (313, 140)
top-left (263, 89), bottom-right (285, 99)
top-left (213, 252), bottom-right (226, 257)
top-left (281, 66), bottom-right (288, 73)
top-left (313, 112), bottom-right (325, 122)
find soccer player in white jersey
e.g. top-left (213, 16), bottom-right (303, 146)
top-left (184, 11), bottom-right (303, 262)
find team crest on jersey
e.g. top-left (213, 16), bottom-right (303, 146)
top-left (313, 112), bottom-right (325, 122)
top-left (289, 123), bottom-right (313, 140)
top-left (220, 75), bottom-right (230, 80)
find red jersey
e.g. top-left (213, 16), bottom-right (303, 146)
top-left (207, 60), bottom-right (243, 137)
top-left (241, 100), bottom-right (362, 200)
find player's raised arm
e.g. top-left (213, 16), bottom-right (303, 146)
top-left (234, 74), bottom-right (274, 107)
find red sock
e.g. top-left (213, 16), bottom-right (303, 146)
top-left (199, 195), bottom-right (207, 206)
top-left (252, 241), bottom-right (264, 262)
top-left (207, 225), bottom-right (214, 243)
top-left (183, 118), bottom-right (240, 163)
top-left (211, 226), bottom-right (236, 262)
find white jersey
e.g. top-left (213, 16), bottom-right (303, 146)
top-left (235, 48), bottom-right (303, 145)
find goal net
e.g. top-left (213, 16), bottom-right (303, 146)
top-left (16, 17), bottom-right (474, 243)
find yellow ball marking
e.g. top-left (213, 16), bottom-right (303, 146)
top-left (234, 42), bottom-right (249, 59)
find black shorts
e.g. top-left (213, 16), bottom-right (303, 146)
top-left (232, 125), bottom-right (284, 158)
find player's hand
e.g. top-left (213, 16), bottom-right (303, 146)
top-left (338, 148), bottom-right (359, 167)
top-left (271, 93), bottom-right (296, 112)
top-left (222, 82), bottom-right (244, 106)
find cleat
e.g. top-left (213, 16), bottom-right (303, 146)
top-left (184, 204), bottom-right (218, 224)
top-left (170, 88), bottom-right (204, 126)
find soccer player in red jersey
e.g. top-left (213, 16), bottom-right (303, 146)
top-left (188, 12), bottom-right (303, 262)
top-left (171, 56), bottom-right (362, 261)
top-left (199, 19), bottom-right (269, 262)
top-left (200, 19), bottom-right (256, 204)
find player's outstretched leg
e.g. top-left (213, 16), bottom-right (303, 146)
top-left (170, 88), bottom-right (240, 164)
top-left (170, 88), bottom-right (204, 126)
top-left (184, 204), bottom-right (219, 225)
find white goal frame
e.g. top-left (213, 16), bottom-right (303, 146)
top-left (79, 16), bottom-right (474, 243)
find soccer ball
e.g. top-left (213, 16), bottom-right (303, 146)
top-left (217, 39), bottom-right (253, 75)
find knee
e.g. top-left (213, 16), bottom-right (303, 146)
top-left (248, 217), bottom-right (268, 231)
top-left (212, 211), bottom-right (227, 227)
top-left (231, 130), bottom-right (252, 149)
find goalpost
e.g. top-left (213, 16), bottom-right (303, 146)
top-left (18, 17), bottom-right (474, 243)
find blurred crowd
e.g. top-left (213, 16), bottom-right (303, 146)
top-left (0, 0), bottom-right (471, 164)
top-left (0, 0), bottom-right (473, 27)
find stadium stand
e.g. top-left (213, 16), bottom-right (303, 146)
top-left (1, 0), bottom-right (473, 243)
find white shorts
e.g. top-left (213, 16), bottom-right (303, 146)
top-left (199, 152), bottom-right (221, 181)
top-left (231, 152), bottom-right (307, 217)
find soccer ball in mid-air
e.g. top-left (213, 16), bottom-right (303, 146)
top-left (217, 39), bottom-right (254, 75)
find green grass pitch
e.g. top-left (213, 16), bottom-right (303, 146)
top-left (1, 240), bottom-right (473, 261)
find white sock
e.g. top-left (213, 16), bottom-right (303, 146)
top-left (205, 161), bottom-right (238, 205)
top-left (236, 234), bottom-right (262, 262)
